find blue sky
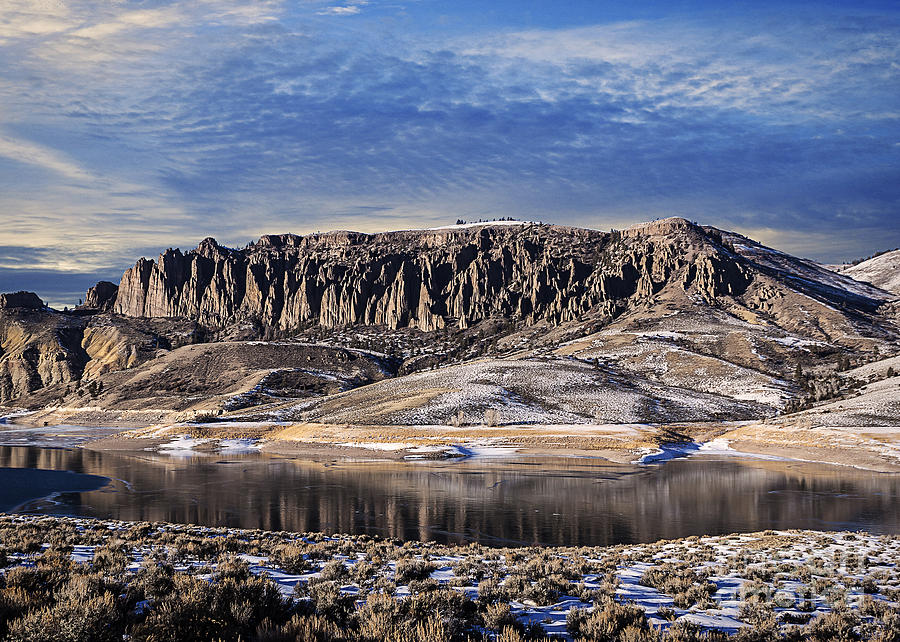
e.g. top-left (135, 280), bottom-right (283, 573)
top-left (0, 0), bottom-right (898, 306)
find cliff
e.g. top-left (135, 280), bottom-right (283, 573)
top-left (2, 219), bottom-right (896, 412)
top-left (113, 219), bottom-right (762, 333)
top-left (81, 281), bottom-right (119, 312)
top-left (0, 295), bottom-right (85, 401)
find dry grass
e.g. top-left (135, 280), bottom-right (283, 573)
top-left (269, 422), bottom-right (657, 452)
top-left (3, 517), bottom-right (899, 641)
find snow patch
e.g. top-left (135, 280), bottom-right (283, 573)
top-left (153, 435), bottom-right (210, 456)
top-left (218, 439), bottom-right (262, 454)
top-left (633, 439), bottom-right (789, 465)
top-left (427, 220), bottom-right (533, 230)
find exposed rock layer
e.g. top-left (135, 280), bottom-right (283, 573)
top-left (113, 220), bottom-right (772, 332)
top-left (1, 219), bottom-right (896, 409)
top-left (0, 292), bottom-right (43, 310)
top-left (82, 281), bottom-right (119, 312)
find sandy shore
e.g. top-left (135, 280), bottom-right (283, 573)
top-left (72, 430), bottom-right (900, 471)
top-left (724, 439), bottom-right (900, 473)
top-left (4, 414), bottom-right (900, 471)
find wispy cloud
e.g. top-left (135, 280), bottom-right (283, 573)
top-left (317, 6), bottom-right (363, 16)
top-left (0, 132), bottom-right (94, 181)
top-left (0, 0), bottom-right (897, 307)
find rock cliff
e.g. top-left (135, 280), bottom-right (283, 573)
top-left (0, 296), bottom-right (85, 401)
top-left (2, 219), bottom-right (896, 412)
top-left (0, 291), bottom-right (44, 310)
top-left (81, 281), bottom-right (119, 312)
top-left (113, 219), bottom-right (766, 333)
top-left (0, 300), bottom-right (200, 404)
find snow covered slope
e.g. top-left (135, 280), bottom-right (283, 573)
top-left (839, 249), bottom-right (900, 295)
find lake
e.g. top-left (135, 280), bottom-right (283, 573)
top-left (1, 445), bottom-right (898, 546)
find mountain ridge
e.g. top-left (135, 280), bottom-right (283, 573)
top-left (107, 217), bottom-right (892, 334)
top-left (1, 218), bottom-right (897, 434)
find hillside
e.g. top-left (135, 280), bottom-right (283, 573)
top-left (2, 218), bottom-right (898, 447)
top-left (838, 249), bottom-right (900, 295)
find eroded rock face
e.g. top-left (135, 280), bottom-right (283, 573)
top-left (82, 281), bottom-right (118, 312)
top-left (0, 303), bottom-right (201, 404)
top-left (0, 292), bottom-right (43, 310)
top-left (113, 220), bottom-right (753, 332)
top-left (0, 305), bottom-right (86, 402)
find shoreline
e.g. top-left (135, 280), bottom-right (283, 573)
top-left (3, 414), bottom-right (900, 472)
top-left (81, 427), bottom-right (900, 472)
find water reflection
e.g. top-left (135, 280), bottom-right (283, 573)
top-left (1, 446), bottom-right (898, 546)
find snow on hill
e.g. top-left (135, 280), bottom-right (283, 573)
top-left (279, 357), bottom-right (771, 426)
top-left (839, 249), bottom-right (900, 295)
top-left (427, 220), bottom-right (533, 230)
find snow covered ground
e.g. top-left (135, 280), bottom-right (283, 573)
top-left (284, 357), bottom-right (769, 427)
top-left (839, 249), bottom-right (900, 296)
top-left (3, 514), bottom-right (898, 639)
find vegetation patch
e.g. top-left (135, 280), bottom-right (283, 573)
top-left (0, 516), bottom-right (898, 640)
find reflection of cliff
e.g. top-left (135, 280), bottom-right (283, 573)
top-left (1, 446), bottom-right (898, 546)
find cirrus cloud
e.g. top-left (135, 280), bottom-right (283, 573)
top-left (0, 0), bottom-right (898, 306)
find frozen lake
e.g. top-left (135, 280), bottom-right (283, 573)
top-left (1, 445), bottom-right (898, 546)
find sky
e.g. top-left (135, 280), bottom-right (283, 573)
top-left (0, 0), bottom-right (898, 307)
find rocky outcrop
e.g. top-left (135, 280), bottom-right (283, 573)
top-left (0, 291), bottom-right (43, 310)
top-left (0, 300), bottom-right (201, 403)
top-left (113, 219), bottom-right (755, 332)
top-left (82, 281), bottom-right (118, 312)
top-left (0, 303), bottom-right (86, 402)
top-left (3, 219), bottom-right (898, 415)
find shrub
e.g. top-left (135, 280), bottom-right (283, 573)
top-left (780, 611), bottom-right (814, 625)
top-left (12, 538), bottom-right (42, 555)
top-left (307, 580), bottom-right (356, 624)
top-left (800, 608), bottom-right (861, 641)
top-left (271, 544), bottom-right (311, 574)
top-left (566, 599), bottom-right (650, 640)
top-left (482, 601), bottom-right (520, 633)
top-left (35, 548), bottom-right (74, 573)
top-left (350, 560), bottom-right (377, 585)
top-left (92, 546), bottom-right (128, 574)
top-left (4, 566), bottom-right (61, 598)
top-left (523, 575), bottom-right (568, 606)
top-left (394, 558), bottom-right (436, 584)
top-left (861, 577), bottom-right (879, 594)
top-left (130, 560), bottom-right (175, 602)
top-left (666, 621), bottom-right (728, 642)
top-left (477, 578), bottom-right (506, 605)
top-left (737, 599), bottom-right (775, 630)
top-left (130, 571), bottom-right (291, 641)
top-left (641, 564), bottom-right (717, 609)
top-left (254, 614), bottom-right (344, 642)
top-left (451, 558), bottom-right (487, 583)
top-left (215, 556), bottom-right (254, 582)
top-left (404, 588), bottom-right (479, 639)
top-left (408, 578), bottom-right (440, 594)
top-left (6, 576), bottom-right (125, 642)
top-left (656, 606), bottom-right (677, 621)
top-left (320, 559), bottom-right (348, 582)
